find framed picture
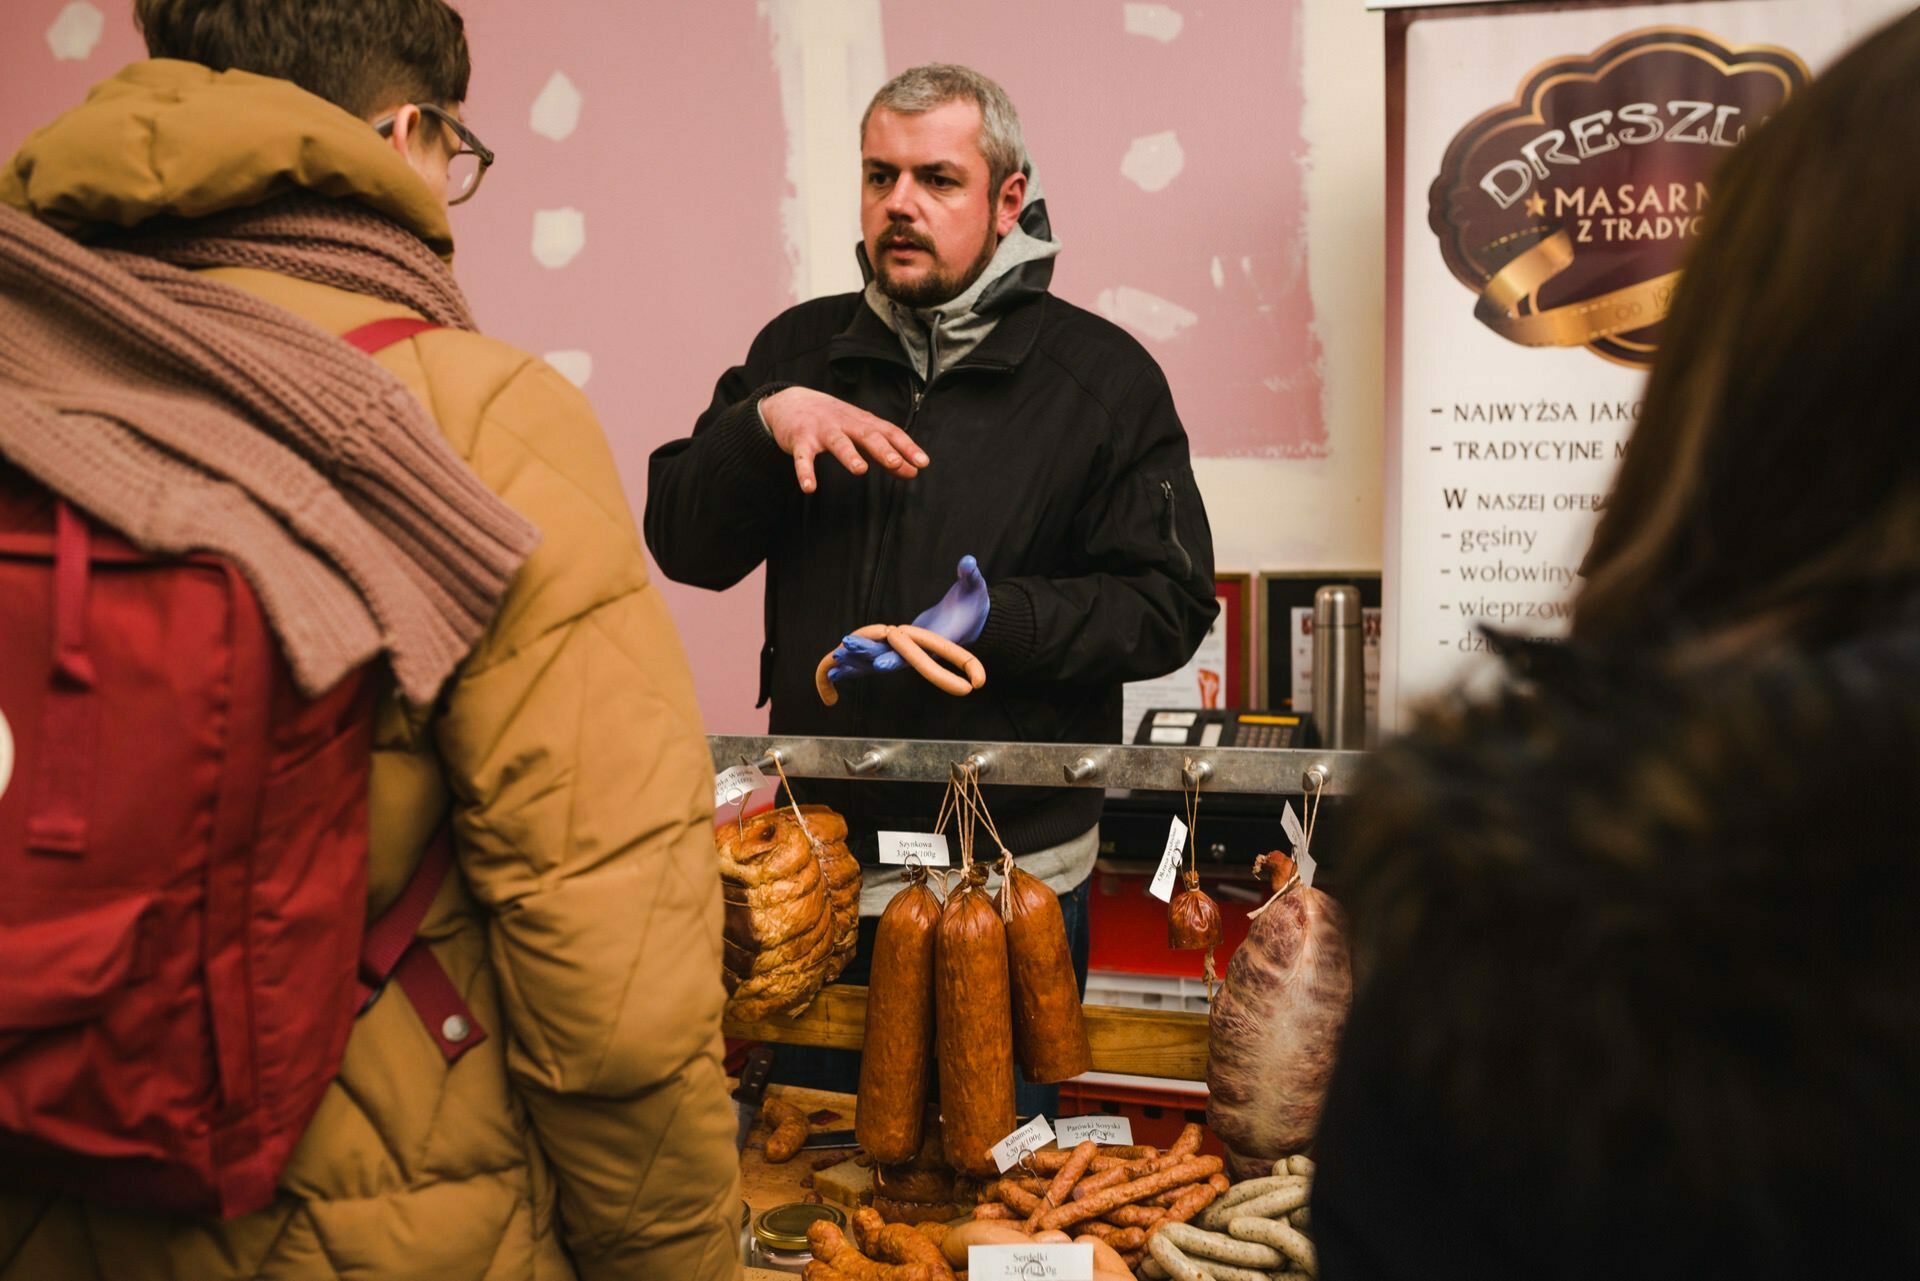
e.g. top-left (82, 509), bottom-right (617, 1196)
top-left (1214, 572), bottom-right (1252, 707)
top-left (1120, 572), bottom-right (1255, 740)
top-left (1257, 572), bottom-right (1383, 712)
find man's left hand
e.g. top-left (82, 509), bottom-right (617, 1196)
top-left (827, 556), bottom-right (990, 685)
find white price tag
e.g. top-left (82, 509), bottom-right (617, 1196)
top-left (990, 1115), bottom-right (1056, 1174)
top-left (877, 832), bottom-right (952, 867)
top-left (1148, 816), bottom-right (1188, 903)
top-left (1282, 800), bottom-right (1306, 851)
top-left (1298, 845), bottom-right (1320, 889)
top-left (1053, 1114), bottom-right (1134, 1147)
top-left (713, 763), bottom-right (765, 810)
top-left (969, 1244), bottom-right (1095, 1281)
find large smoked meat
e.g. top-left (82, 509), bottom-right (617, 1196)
top-left (717, 804), bottom-right (860, 1021)
top-left (1207, 853), bottom-right (1352, 1178)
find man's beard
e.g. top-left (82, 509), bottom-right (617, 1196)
top-left (874, 225), bottom-right (1000, 309)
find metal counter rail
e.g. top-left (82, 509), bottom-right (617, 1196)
top-left (707, 734), bottom-right (1367, 795)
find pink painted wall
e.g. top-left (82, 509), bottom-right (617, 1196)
top-left (2, 1), bottom-right (1318, 734)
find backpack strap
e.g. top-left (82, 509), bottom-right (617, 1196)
top-left (356, 828), bottom-right (486, 1065)
top-left (339, 314), bottom-right (484, 1067)
top-left (25, 502), bottom-right (97, 856)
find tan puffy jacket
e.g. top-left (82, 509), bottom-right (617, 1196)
top-left (0, 61), bottom-right (742, 1281)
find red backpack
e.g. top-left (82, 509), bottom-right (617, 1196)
top-left (0, 318), bottom-right (484, 1218)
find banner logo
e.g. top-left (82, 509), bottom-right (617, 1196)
top-left (1429, 27), bottom-right (1809, 366)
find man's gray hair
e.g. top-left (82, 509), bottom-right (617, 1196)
top-left (861, 63), bottom-right (1027, 196)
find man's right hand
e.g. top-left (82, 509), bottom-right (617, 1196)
top-left (760, 386), bottom-right (930, 493)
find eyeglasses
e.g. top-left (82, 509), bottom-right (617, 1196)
top-left (373, 102), bottom-right (495, 205)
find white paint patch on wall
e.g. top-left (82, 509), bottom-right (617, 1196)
top-left (1120, 130), bottom-right (1185, 193)
top-left (46, 2), bottom-right (104, 60)
top-left (760, 0), bottom-right (887, 303)
top-left (1095, 286), bottom-right (1198, 342)
top-left (544, 350), bottom-right (593, 388)
top-left (530, 71), bottom-right (583, 142)
top-left (1123, 2), bottom-right (1185, 43)
top-left (531, 208), bottom-right (587, 269)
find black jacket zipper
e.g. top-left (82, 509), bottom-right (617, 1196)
top-left (1162, 479), bottom-right (1193, 580)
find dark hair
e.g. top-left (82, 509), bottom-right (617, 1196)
top-left (1313, 639), bottom-right (1920, 1279)
top-left (1573, 9), bottom-right (1920, 654)
top-left (134, 0), bottom-right (470, 120)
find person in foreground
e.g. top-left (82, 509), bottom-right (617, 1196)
top-left (1312, 635), bottom-right (1920, 1280)
top-left (0, 1), bottom-right (740, 1276)
top-left (1312, 14), bottom-right (1920, 1279)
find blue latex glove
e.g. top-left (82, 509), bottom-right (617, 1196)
top-left (827, 555), bottom-right (990, 685)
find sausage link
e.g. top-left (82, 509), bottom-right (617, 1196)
top-left (1002, 865), bottom-right (1093, 1083)
top-left (764, 1095), bottom-right (810, 1163)
top-left (1040, 1157), bottom-right (1224, 1231)
top-left (935, 879), bottom-right (1016, 1176)
top-left (1146, 1180), bottom-right (1223, 1241)
top-left (856, 877), bottom-right (942, 1163)
top-left (1026, 1139), bottom-right (1098, 1231)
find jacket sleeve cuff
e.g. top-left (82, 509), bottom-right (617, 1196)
top-left (707, 383), bottom-right (795, 478)
top-left (971, 583), bottom-right (1037, 672)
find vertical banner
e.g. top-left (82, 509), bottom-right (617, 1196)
top-left (1381, 0), bottom-right (1913, 728)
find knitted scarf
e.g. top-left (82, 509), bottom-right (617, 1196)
top-left (0, 196), bottom-right (538, 704)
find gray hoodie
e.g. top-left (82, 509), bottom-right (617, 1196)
top-left (858, 163), bottom-right (1062, 383)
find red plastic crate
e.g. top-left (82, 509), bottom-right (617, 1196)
top-left (1087, 866), bottom-right (1261, 979)
top-left (1057, 1078), bottom-right (1223, 1158)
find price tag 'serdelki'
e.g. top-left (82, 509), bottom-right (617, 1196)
top-left (1053, 1114), bottom-right (1134, 1147)
top-left (989, 1115), bottom-right (1056, 1174)
top-left (877, 831), bottom-right (952, 867)
top-left (1149, 816), bottom-right (1188, 903)
top-left (712, 763), bottom-right (765, 811)
top-left (968, 1243), bottom-right (1095, 1281)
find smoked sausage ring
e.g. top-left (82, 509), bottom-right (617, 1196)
top-left (816, 624), bottom-right (987, 706)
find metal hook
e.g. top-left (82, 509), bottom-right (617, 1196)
top-left (951, 752), bottom-right (991, 781)
top-left (843, 748), bottom-right (887, 776)
top-left (1302, 763), bottom-right (1331, 793)
top-left (1182, 758), bottom-right (1214, 790)
top-left (1063, 754), bottom-right (1102, 784)
top-left (747, 748), bottom-right (784, 774)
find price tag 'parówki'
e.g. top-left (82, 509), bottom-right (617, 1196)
top-left (1053, 1114), bottom-right (1134, 1147)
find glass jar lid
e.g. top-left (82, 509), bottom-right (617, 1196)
top-left (753, 1201), bottom-right (844, 1252)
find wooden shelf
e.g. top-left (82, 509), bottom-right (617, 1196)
top-left (724, 983), bottom-right (1209, 1082)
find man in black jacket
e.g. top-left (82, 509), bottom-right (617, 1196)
top-left (646, 65), bottom-right (1216, 1093)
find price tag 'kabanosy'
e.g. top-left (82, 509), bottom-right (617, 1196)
top-left (1149, 816), bottom-right (1188, 903)
top-left (990, 1115), bottom-right (1056, 1174)
top-left (877, 831), bottom-right (952, 867)
top-left (968, 1244), bottom-right (1095, 1281)
top-left (1053, 1114), bottom-right (1133, 1147)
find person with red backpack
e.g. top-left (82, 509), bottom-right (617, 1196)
top-left (0, 2), bottom-right (741, 1278)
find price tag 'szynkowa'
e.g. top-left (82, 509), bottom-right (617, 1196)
top-left (877, 831), bottom-right (952, 867)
